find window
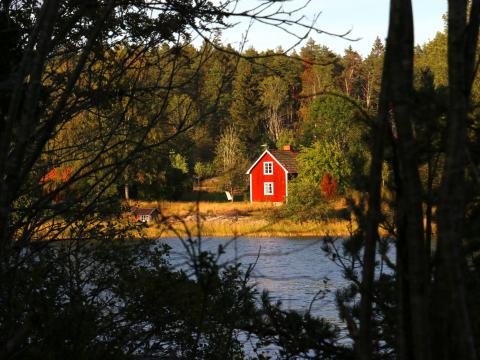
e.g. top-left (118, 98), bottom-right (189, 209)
top-left (264, 182), bottom-right (274, 195)
top-left (140, 215), bottom-right (149, 222)
top-left (263, 162), bottom-right (273, 175)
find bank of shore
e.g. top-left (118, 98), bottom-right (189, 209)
top-left (132, 200), bottom-right (355, 238)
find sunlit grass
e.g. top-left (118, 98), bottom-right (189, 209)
top-left (132, 199), bottom-right (354, 238)
top-left (143, 219), bottom-right (354, 238)
top-left (132, 199), bottom-right (279, 217)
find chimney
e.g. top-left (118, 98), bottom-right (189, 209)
top-left (282, 145), bottom-right (292, 151)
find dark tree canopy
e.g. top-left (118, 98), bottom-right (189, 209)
top-left (1, 0), bottom-right (480, 359)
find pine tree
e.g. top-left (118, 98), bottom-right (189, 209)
top-left (229, 50), bottom-right (264, 151)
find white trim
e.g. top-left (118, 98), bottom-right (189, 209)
top-left (285, 172), bottom-right (288, 201)
top-left (263, 161), bottom-right (273, 175)
top-left (246, 149), bottom-right (268, 174)
top-left (249, 174), bottom-right (253, 202)
top-left (245, 150), bottom-right (289, 175)
top-left (264, 182), bottom-right (274, 195)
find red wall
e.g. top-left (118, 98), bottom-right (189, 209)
top-left (250, 152), bottom-right (287, 202)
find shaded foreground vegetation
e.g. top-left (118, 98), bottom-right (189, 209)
top-left (0, 0), bottom-right (361, 358)
top-left (0, 237), bottom-right (353, 359)
top-left (1, 0), bottom-right (480, 359)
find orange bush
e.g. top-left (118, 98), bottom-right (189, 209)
top-left (320, 173), bottom-right (337, 199)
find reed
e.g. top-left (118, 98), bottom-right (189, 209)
top-left (127, 199), bottom-right (355, 238)
top-left (144, 215), bottom-right (353, 238)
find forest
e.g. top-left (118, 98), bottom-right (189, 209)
top-left (105, 38), bottom-right (383, 202)
top-left (1, 0), bottom-right (480, 359)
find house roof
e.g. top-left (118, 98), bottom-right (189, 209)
top-left (269, 150), bottom-right (299, 173)
top-left (246, 149), bottom-right (299, 174)
top-left (132, 207), bottom-right (157, 216)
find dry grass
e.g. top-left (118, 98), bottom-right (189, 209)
top-left (130, 199), bottom-right (354, 238)
top-left (143, 219), bottom-right (354, 238)
top-left (133, 198), bottom-right (347, 216)
top-left (132, 200), bottom-right (281, 217)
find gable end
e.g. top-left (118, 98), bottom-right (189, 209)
top-left (246, 150), bottom-right (290, 175)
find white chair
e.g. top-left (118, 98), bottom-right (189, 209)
top-left (225, 191), bottom-right (233, 202)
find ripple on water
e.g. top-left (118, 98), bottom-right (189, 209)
top-left (160, 236), bottom-right (351, 326)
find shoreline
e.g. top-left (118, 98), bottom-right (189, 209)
top-left (145, 233), bottom-right (352, 239)
top-left (130, 200), bottom-right (355, 239)
top-left (140, 219), bottom-right (354, 239)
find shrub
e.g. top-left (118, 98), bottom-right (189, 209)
top-left (320, 173), bottom-right (338, 199)
top-left (282, 178), bottom-right (329, 222)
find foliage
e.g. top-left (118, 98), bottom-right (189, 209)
top-left (321, 233), bottom-right (399, 359)
top-left (0, 238), bottom-right (246, 358)
top-left (304, 95), bottom-right (360, 147)
top-left (0, 234), bottom-right (350, 359)
top-left (0, 0), bottom-right (374, 358)
top-left (296, 141), bottom-right (353, 193)
top-left (260, 75), bottom-right (290, 143)
top-left (362, 37), bottom-right (384, 112)
top-left (275, 129), bottom-right (301, 150)
top-left (341, 46), bottom-right (364, 100)
top-left (330, 4), bottom-right (480, 360)
top-left (5, 0), bottom-right (480, 358)
top-left (320, 173), bottom-right (338, 199)
top-left (169, 152), bottom-right (189, 174)
top-left (214, 126), bottom-right (249, 194)
top-left (281, 178), bottom-right (329, 223)
top-left (194, 161), bottom-right (216, 181)
top-left (300, 94), bottom-right (368, 191)
top-left (415, 32), bottom-right (448, 89)
top-left (229, 53), bottom-right (265, 148)
top-left (253, 291), bottom-right (354, 359)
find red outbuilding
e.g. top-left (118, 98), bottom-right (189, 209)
top-left (246, 145), bottom-right (298, 203)
top-left (131, 207), bottom-right (159, 224)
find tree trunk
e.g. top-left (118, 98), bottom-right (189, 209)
top-left (124, 183), bottom-right (130, 202)
top-left (433, 1), bottom-right (480, 359)
top-left (384, 1), bottom-right (430, 359)
top-left (357, 116), bottom-right (385, 360)
top-left (425, 154), bottom-right (436, 265)
top-left (358, 1), bottom-right (431, 359)
top-left (357, 23), bottom-right (391, 360)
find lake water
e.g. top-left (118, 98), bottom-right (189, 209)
top-left (159, 236), bottom-right (352, 326)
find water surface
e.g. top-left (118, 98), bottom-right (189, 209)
top-left (160, 236), bottom-right (351, 324)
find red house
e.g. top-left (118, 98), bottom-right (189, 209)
top-left (246, 145), bottom-right (298, 203)
top-left (131, 207), bottom-right (159, 223)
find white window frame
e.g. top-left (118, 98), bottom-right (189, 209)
top-left (264, 182), bottom-right (274, 195)
top-left (263, 161), bottom-right (273, 175)
top-left (140, 214), bottom-right (149, 222)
